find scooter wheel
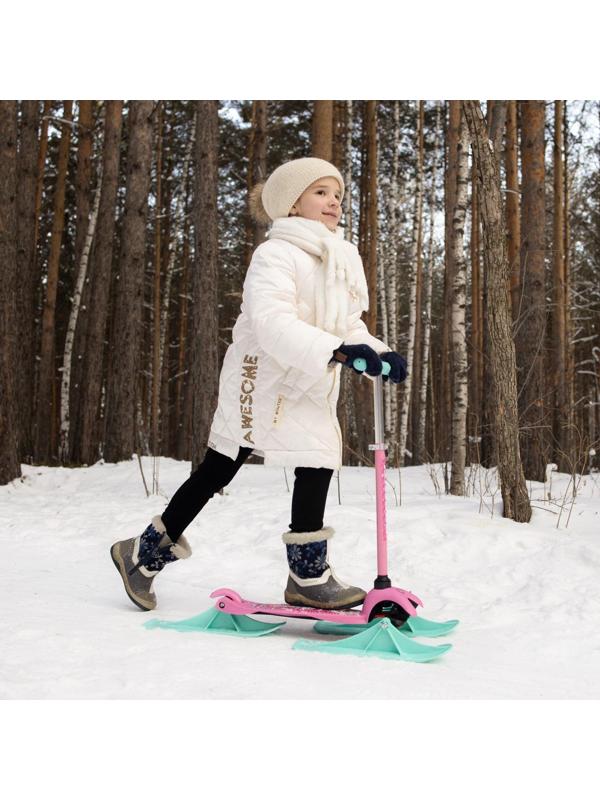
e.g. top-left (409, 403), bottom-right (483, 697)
top-left (368, 601), bottom-right (410, 627)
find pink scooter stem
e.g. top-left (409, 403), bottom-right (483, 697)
top-left (371, 373), bottom-right (390, 587)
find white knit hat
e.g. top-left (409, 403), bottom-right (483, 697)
top-left (260, 157), bottom-right (345, 221)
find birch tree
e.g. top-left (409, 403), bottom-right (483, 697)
top-left (417, 101), bottom-right (443, 463)
top-left (59, 130), bottom-right (104, 463)
top-left (75, 100), bottom-right (123, 465)
top-left (449, 108), bottom-right (470, 495)
top-left (384, 100), bottom-right (403, 445)
top-left (552, 100), bottom-right (569, 471)
top-left (398, 101), bottom-right (424, 466)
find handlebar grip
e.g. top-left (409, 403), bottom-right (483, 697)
top-left (352, 358), bottom-right (391, 376)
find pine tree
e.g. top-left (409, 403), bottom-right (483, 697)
top-left (463, 100), bottom-right (531, 522)
top-left (0, 101), bottom-right (21, 484)
top-left (104, 101), bottom-right (154, 463)
top-left (190, 101), bottom-right (220, 471)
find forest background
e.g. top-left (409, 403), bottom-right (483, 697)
top-left (1, 98), bottom-right (599, 525)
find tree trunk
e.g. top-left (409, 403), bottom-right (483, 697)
top-left (398, 101), bottom-right (424, 466)
top-left (104, 101), bottom-right (154, 463)
top-left (517, 101), bottom-right (548, 482)
top-left (505, 101), bottom-right (521, 321)
top-left (190, 101), bottom-right (220, 471)
top-left (0, 101), bottom-right (21, 484)
top-left (410, 101), bottom-right (425, 463)
top-left (159, 114), bottom-right (195, 453)
top-left (417, 101), bottom-right (442, 463)
top-left (343, 100), bottom-right (354, 242)
top-left (312, 101), bottom-right (333, 161)
top-left (152, 101), bottom-right (164, 471)
top-left (66, 102), bottom-right (96, 457)
top-left (563, 104), bottom-right (575, 470)
top-left (470, 153), bottom-right (483, 464)
top-left (552, 100), bottom-right (569, 472)
top-left (385, 100), bottom-right (402, 450)
top-left (441, 102), bottom-right (460, 465)
top-left (16, 101), bottom-right (40, 462)
top-left (245, 100), bottom-right (268, 265)
top-left (75, 101), bottom-right (123, 465)
top-left (175, 208), bottom-right (191, 460)
top-left (59, 129), bottom-right (104, 463)
top-left (35, 101), bottom-right (73, 463)
top-left (339, 100), bottom-right (356, 463)
top-left (449, 110), bottom-right (470, 495)
top-left (463, 100), bottom-right (531, 523)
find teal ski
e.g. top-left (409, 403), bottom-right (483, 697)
top-left (294, 618), bottom-right (452, 662)
top-left (313, 615), bottom-right (459, 638)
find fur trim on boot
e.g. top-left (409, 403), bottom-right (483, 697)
top-left (282, 526), bottom-right (366, 610)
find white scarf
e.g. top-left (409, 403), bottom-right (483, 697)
top-left (266, 217), bottom-right (369, 337)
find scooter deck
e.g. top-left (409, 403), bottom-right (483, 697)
top-left (210, 588), bottom-right (371, 624)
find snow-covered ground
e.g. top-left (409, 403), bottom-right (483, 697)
top-left (1, 456), bottom-right (600, 700)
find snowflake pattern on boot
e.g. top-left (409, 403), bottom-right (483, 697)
top-left (138, 523), bottom-right (179, 573)
top-left (286, 539), bottom-right (328, 579)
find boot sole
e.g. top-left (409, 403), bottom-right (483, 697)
top-left (284, 591), bottom-right (366, 611)
top-left (110, 544), bottom-right (155, 612)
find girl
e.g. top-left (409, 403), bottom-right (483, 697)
top-left (111, 157), bottom-right (407, 613)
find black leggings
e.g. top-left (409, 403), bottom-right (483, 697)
top-left (161, 447), bottom-right (334, 542)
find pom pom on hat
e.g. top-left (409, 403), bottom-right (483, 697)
top-left (248, 182), bottom-right (271, 224)
top-left (257, 157), bottom-right (345, 222)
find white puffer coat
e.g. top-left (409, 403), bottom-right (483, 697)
top-left (208, 229), bottom-right (390, 470)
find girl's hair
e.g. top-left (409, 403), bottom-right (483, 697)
top-left (248, 182), bottom-right (271, 224)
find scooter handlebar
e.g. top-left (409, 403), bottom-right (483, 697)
top-left (352, 357), bottom-right (391, 377)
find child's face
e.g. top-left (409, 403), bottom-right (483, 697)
top-left (289, 177), bottom-right (342, 231)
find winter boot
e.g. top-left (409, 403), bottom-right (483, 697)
top-left (110, 515), bottom-right (192, 611)
top-left (282, 526), bottom-right (366, 610)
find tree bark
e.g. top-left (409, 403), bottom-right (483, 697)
top-left (59, 144), bottom-right (103, 463)
top-left (450, 109), bottom-right (470, 495)
top-left (417, 101), bottom-right (442, 463)
top-left (552, 100), bottom-right (569, 471)
top-left (410, 101), bottom-right (425, 462)
top-left (463, 100), bottom-right (531, 522)
top-left (312, 101), bottom-right (333, 161)
top-left (35, 101), bottom-right (73, 463)
top-left (441, 102), bottom-right (461, 465)
top-left (505, 101), bottom-right (521, 321)
top-left (517, 100), bottom-right (548, 482)
top-left (398, 101), bottom-right (424, 466)
top-left (16, 101), bottom-right (40, 462)
top-left (563, 104), bottom-right (575, 470)
top-left (190, 101), bottom-right (220, 471)
top-left (104, 101), bottom-right (154, 463)
top-left (245, 100), bottom-right (268, 265)
top-left (74, 101), bottom-right (123, 465)
top-left (0, 101), bottom-right (21, 484)
top-left (470, 152), bottom-right (483, 463)
top-left (152, 101), bottom-right (164, 469)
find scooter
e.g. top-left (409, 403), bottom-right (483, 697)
top-left (146, 359), bottom-right (459, 662)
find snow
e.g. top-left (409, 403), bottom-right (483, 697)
top-left (1, 456), bottom-right (600, 701)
